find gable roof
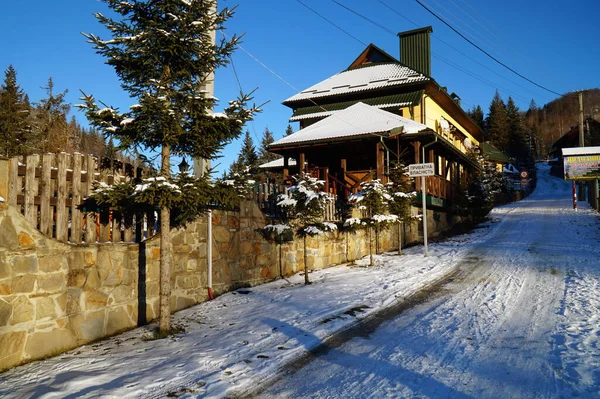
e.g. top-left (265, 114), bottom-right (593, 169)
top-left (270, 102), bottom-right (430, 148)
top-left (289, 91), bottom-right (424, 122)
top-left (282, 62), bottom-right (430, 105)
top-left (347, 43), bottom-right (399, 70)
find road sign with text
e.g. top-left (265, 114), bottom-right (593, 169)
top-left (408, 163), bottom-right (435, 177)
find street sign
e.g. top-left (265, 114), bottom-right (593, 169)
top-left (409, 163), bottom-right (435, 177)
top-left (520, 170), bottom-right (529, 179)
top-left (520, 178), bottom-right (529, 187)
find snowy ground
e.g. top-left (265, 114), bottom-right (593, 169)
top-left (1, 163), bottom-right (599, 398)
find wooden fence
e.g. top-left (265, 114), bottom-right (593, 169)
top-left (246, 183), bottom-right (341, 222)
top-left (0, 154), bottom-right (344, 245)
top-left (0, 153), bottom-right (156, 244)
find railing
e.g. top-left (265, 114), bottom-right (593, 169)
top-left (247, 183), bottom-right (342, 222)
top-left (415, 175), bottom-right (456, 202)
top-left (0, 153), bottom-right (155, 244)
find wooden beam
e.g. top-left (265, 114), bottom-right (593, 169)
top-left (376, 142), bottom-right (385, 181)
top-left (299, 153), bottom-right (306, 173)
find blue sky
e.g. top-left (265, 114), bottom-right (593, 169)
top-left (1, 0), bottom-right (598, 175)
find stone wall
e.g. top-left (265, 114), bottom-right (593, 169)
top-left (0, 203), bottom-right (138, 370)
top-left (0, 200), bottom-right (435, 371)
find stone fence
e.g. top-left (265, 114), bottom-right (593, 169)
top-left (0, 199), bottom-right (414, 371)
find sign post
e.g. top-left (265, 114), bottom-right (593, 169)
top-left (409, 163), bottom-right (435, 257)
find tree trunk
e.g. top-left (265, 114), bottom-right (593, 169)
top-left (304, 234), bottom-right (310, 285)
top-left (159, 144), bottom-right (172, 335)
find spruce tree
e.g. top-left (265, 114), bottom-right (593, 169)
top-left (79, 0), bottom-right (258, 334)
top-left (0, 65), bottom-right (31, 156)
top-left (506, 97), bottom-right (529, 164)
top-left (231, 130), bottom-right (258, 174)
top-left (34, 78), bottom-right (70, 153)
top-left (467, 105), bottom-right (485, 131)
top-left (285, 124), bottom-right (293, 136)
top-left (486, 90), bottom-right (509, 153)
top-left (258, 127), bottom-right (278, 164)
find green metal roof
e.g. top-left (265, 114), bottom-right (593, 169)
top-left (480, 141), bottom-right (510, 163)
top-left (290, 91), bottom-right (424, 120)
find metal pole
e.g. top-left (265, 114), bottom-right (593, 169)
top-left (572, 181), bottom-right (578, 211)
top-left (422, 175), bottom-right (428, 257)
top-left (207, 209), bottom-right (213, 296)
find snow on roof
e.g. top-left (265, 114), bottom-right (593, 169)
top-left (562, 146), bottom-right (600, 156)
top-left (258, 158), bottom-right (297, 169)
top-left (271, 102), bottom-right (430, 147)
top-left (289, 99), bottom-right (415, 122)
top-left (283, 63), bottom-right (429, 104)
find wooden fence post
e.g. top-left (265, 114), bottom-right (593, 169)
top-left (24, 155), bottom-right (39, 226)
top-left (40, 154), bottom-right (54, 236)
top-left (56, 153), bottom-right (69, 242)
top-left (0, 157), bottom-right (9, 203)
top-left (72, 154), bottom-right (83, 243)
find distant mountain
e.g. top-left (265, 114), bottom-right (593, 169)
top-left (526, 88), bottom-right (600, 155)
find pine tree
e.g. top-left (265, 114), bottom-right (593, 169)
top-left (79, 0), bottom-right (258, 335)
top-left (34, 78), bottom-right (70, 153)
top-left (486, 90), bottom-right (509, 152)
top-left (276, 173), bottom-right (335, 284)
top-left (258, 127), bottom-right (278, 164)
top-left (285, 124), bottom-right (293, 136)
top-left (506, 97), bottom-right (529, 164)
top-left (0, 65), bottom-right (32, 156)
top-left (467, 105), bottom-right (485, 131)
top-left (230, 130), bottom-right (258, 174)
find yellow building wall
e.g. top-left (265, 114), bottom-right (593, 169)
top-left (422, 96), bottom-right (480, 151)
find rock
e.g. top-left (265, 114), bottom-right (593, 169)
top-left (0, 331), bottom-right (27, 371)
top-left (11, 255), bottom-right (38, 274)
top-left (24, 327), bottom-right (77, 360)
top-left (0, 299), bottom-right (11, 327)
top-left (67, 269), bottom-right (87, 288)
top-left (0, 282), bottom-right (10, 295)
top-left (106, 306), bottom-right (134, 336)
top-left (84, 268), bottom-right (101, 289)
top-left (0, 251), bottom-right (9, 278)
top-left (10, 296), bottom-right (34, 325)
top-left (260, 267), bottom-right (270, 278)
top-left (18, 232), bottom-right (34, 247)
top-left (35, 297), bottom-right (57, 320)
top-left (84, 289), bottom-right (109, 311)
top-left (213, 226), bottom-right (230, 243)
top-left (11, 274), bottom-right (36, 294)
top-left (38, 273), bottom-right (65, 293)
top-left (39, 254), bottom-right (66, 273)
top-left (110, 285), bottom-right (134, 304)
top-left (70, 310), bottom-right (106, 342)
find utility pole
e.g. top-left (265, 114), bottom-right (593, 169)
top-left (579, 91), bottom-right (585, 147)
top-left (578, 91), bottom-right (587, 201)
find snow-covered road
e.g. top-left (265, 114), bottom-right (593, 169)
top-left (257, 165), bottom-right (600, 399)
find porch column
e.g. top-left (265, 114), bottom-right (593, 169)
top-left (324, 167), bottom-right (330, 192)
top-left (299, 153), bottom-right (306, 173)
top-left (414, 141), bottom-right (421, 163)
top-left (283, 157), bottom-right (289, 179)
top-left (376, 142), bottom-right (385, 181)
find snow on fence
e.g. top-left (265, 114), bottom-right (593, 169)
top-left (0, 153), bottom-right (155, 244)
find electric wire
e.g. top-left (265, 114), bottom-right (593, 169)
top-left (375, 0), bottom-right (537, 104)
top-left (413, 0), bottom-right (562, 96)
top-left (296, 0), bottom-right (367, 46)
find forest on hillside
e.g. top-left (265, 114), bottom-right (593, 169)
top-left (0, 65), bottom-right (125, 161)
top-left (525, 88), bottom-right (600, 155)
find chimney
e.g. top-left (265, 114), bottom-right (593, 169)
top-left (398, 26), bottom-right (433, 76)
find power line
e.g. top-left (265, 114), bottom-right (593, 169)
top-left (296, 0), bottom-right (367, 46)
top-left (413, 0), bottom-right (562, 96)
top-left (376, 0), bottom-right (538, 103)
top-left (329, 0), bottom-right (534, 104)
